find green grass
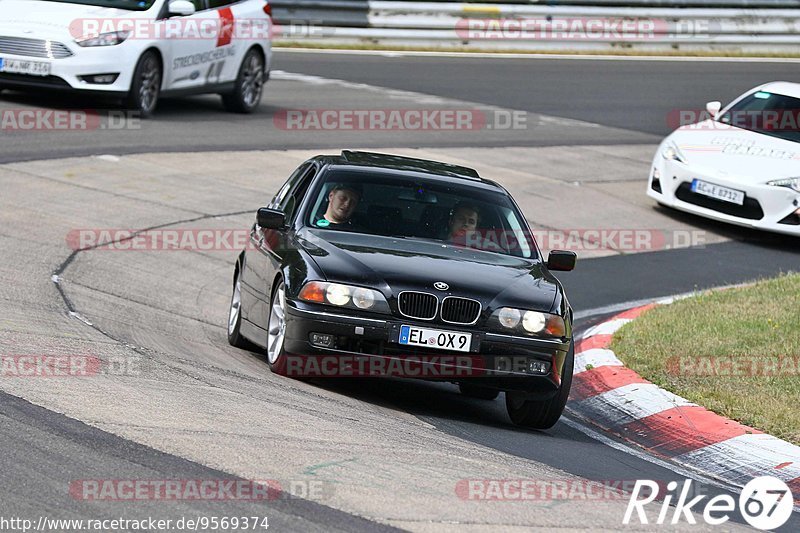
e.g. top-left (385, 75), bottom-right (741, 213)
top-left (275, 42), bottom-right (800, 59)
top-left (610, 273), bottom-right (800, 445)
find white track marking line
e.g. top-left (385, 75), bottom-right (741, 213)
top-left (573, 382), bottom-right (696, 427)
top-left (276, 47), bottom-right (800, 63)
top-left (581, 318), bottom-right (631, 337)
top-left (560, 415), bottom-right (741, 492)
top-left (574, 348), bottom-right (623, 374)
top-left (675, 434), bottom-right (800, 486)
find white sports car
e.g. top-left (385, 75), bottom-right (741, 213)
top-left (0, 0), bottom-right (272, 116)
top-left (647, 81), bottom-right (800, 235)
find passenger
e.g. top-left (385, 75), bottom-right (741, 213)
top-left (447, 202), bottom-right (480, 243)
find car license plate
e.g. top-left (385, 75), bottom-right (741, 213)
top-left (399, 325), bottom-right (471, 352)
top-left (0, 57), bottom-right (51, 77)
top-left (691, 179), bottom-right (745, 205)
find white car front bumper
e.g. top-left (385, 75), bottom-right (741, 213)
top-left (646, 155), bottom-right (800, 236)
top-left (0, 37), bottom-right (151, 95)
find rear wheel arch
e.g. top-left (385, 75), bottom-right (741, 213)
top-left (246, 44), bottom-right (266, 65)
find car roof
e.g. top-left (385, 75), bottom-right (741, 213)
top-left (313, 151), bottom-right (502, 189)
top-left (755, 81), bottom-right (800, 99)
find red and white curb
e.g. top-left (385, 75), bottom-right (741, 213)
top-left (567, 301), bottom-right (800, 506)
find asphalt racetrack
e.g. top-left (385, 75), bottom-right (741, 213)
top-left (1, 50), bottom-right (798, 531)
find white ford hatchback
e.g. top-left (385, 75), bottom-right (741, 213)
top-left (0, 0), bottom-right (272, 117)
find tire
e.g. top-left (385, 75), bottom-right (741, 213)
top-left (459, 383), bottom-right (500, 400)
top-left (266, 280), bottom-right (289, 376)
top-left (221, 48), bottom-right (265, 113)
top-left (505, 340), bottom-right (574, 429)
top-left (126, 50), bottom-right (161, 118)
top-left (227, 266), bottom-right (250, 349)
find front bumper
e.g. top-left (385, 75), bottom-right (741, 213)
top-left (282, 301), bottom-right (571, 395)
top-left (646, 156), bottom-right (800, 236)
top-left (0, 42), bottom-right (146, 95)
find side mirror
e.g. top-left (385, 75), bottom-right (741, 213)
top-left (547, 250), bottom-right (577, 272)
top-left (168, 0), bottom-right (196, 16)
top-left (706, 101), bottom-right (722, 118)
top-left (256, 207), bottom-right (285, 230)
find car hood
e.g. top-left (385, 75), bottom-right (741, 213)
top-left (0, 0), bottom-right (148, 40)
top-left (668, 123), bottom-right (800, 182)
top-left (298, 229), bottom-right (559, 313)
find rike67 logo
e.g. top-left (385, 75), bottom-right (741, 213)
top-left (624, 477), bottom-right (794, 530)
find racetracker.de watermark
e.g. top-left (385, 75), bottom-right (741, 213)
top-left (69, 17), bottom-right (321, 41)
top-left (1, 110), bottom-right (140, 131)
top-left (68, 479), bottom-right (331, 501)
top-left (456, 479), bottom-right (669, 501)
top-left (66, 229), bottom-right (255, 252)
top-left (454, 229), bottom-right (706, 253)
top-left (0, 355), bottom-right (141, 378)
top-left (668, 109), bottom-right (800, 131)
top-left (65, 228), bottom-right (706, 253)
top-left (667, 355), bottom-right (800, 377)
top-left (284, 355), bottom-right (496, 378)
top-left (282, 353), bottom-right (571, 378)
top-left (273, 109), bottom-right (527, 131)
top-left (454, 18), bottom-right (713, 40)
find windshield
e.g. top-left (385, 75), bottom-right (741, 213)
top-left (305, 170), bottom-right (538, 259)
top-left (38, 0), bottom-right (157, 11)
top-left (718, 91), bottom-right (800, 144)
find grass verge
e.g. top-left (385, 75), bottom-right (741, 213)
top-left (610, 273), bottom-right (800, 445)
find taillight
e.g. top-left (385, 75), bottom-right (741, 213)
top-left (263, 2), bottom-right (272, 18)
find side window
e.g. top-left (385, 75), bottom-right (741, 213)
top-left (207, 0), bottom-right (233, 8)
top-left (269, 163), bottom-right (310, 209)
top-left (280, 166), bottom-right (317, 223)
top-left (190, 0), bottom-right (206, 11)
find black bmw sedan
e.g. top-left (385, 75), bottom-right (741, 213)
top-left (227, 151), bottom-right (577, 429)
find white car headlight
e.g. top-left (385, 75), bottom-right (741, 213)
top-left (766, 177), bottom-right (800, 193)
top-left (661, 142), bottom-right (687, 164)
top-left (76, 31), bottom-right (130, 47)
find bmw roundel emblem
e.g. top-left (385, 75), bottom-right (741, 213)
top-left (434, 282), bottom-right (449, 291)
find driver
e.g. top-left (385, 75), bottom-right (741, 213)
top-left (316, 183), bottom-right (362, 229)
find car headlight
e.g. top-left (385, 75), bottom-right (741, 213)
top-left (491, 307), bottom-right (566, 338)
top-left (661, 142), bottom-right (687, 164)
top-left (766, 177), bottom-right (800, 193)
top-left (498, 307), bottom-right (521, 328)
top-left (298, 281), bottom-right (390, 313)
top-left (326, 283), bottom-right (350, 306)
top-left (352, 287), bottom-right (375, 309)
top-left (522, 311), bottom-right (546, 333)
top-left (76, 31), bottom-right (130, 47)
